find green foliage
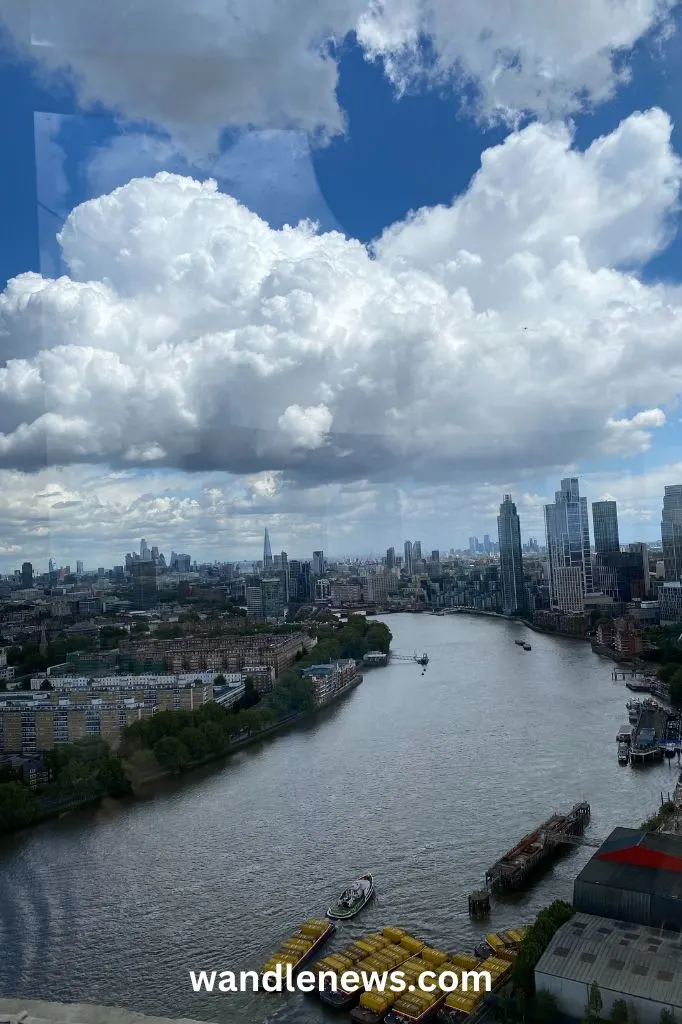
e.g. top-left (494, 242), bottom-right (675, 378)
top-left (583, 982), bottom-right (602, 1024)
top-left (530, 990), bottom-right (560, 1024)
top-left (610, 999), bottom-right (629, 1024)
top-left (0, 781), bottom-right (37, 832)
top-left (47, 737), bottom-right (132, 800)
top-left (154, 736), bottom-right (190, 773)
top-left (512, 900), bottom-right (575, 1002)
top-left (641, 801), bottom-right (676, 831)
top-left (40, 678), bottom-right (53, 690)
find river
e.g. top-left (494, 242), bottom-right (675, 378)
top-left (0, 613), bottom-right (677, 1024)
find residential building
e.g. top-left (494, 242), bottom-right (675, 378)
top-left (403, 541), bottom-right (413, 576)
top-left (21, 562), bottom-right (33, 589)
top-left (385, 547), bottom-right (396, 569)
top-left (118, 633), bottom-right (315, 676)
top-left (628, 542), bottom-right (650, 596)
top-left (659, 581), bottom-right (682, 624)
top-left (544, 478), bottom-right (593, 611)
top-left (592, 500), bottom-right (620, 555)
top-left (302, 659), bottom-right (357, 707)
top-left (661, 484), bottom-right (682, 581)
top-left (497, 493), bottom-right (525, 615)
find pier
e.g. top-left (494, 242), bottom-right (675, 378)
top-left (630, 706), bottom-right (668, 765)
top-left (484, 802), bottom-right (591, 891)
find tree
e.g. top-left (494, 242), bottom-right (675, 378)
top-left (531, 990), bottom-right (560, 1024)
top-left (153, 736), bottom-right (189, 773)
top-left (583, 983), bottom-right (603, 1024)
top-left (40, 678), bottom-right (53, 690)
top-left (0, 782), bottom-right (37, 832)
top-left (610, 1000), bottom-right (629, 1024)
top-left (214, 673), bottom-right (227, 686)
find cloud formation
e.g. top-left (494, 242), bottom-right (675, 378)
top-left (0, 0), bottom-right (676, 145)
top-left (1, 109), bottom-right (682, 485)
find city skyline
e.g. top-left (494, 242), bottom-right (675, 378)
top-left (2, 7), bottom-right (682, 576)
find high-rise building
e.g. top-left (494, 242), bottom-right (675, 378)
top-left (661, 485), bottom-right (682, 582)
top-left (404, 541), bottom-right (413, 575)
top-left (140, 538), bottom-right (150, 561)
top-left (497, 495), bottom-right (525, 615)
top-left (628, 543), bottom-right (650, 596)
top-left (130, 560), bottom-right (158, 608)
top-left (430, 550), bottom-right (440, 563)
top-left (312, 550), bottom-right (325, 576)
top-left (21, 561), bottom-right (33, 589)
top-left (483, 534), bottom-right (491, 554)
top-left (592, 500), bottom-right (620, 556)
top-left (76, 560), bottom-right (84, 575)
top-left (287, 560), bottom-right (312, 602)
top-left (468, 537), bottom-right (477, 554)
top-left (386, 547), bottom-right (396, 569)
top-left (544, 478), bottom-right (593, 611)
top-left (412, 541), bottom-right (422, 562)
top-left (263, 528), bottom-right (273, 569)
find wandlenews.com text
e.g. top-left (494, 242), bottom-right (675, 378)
top-left (189, 966), bottom-right (492, 995)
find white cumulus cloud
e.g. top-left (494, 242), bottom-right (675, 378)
top-left (0, 0), bottom-right (676, 147)
top-left (1, 109), bottom-right (682, 484)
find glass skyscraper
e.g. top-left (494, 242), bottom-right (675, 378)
top-left (661, 485), bottom-right (682, 582)
top-left (592, 500), bottom-right (620, 556)
top-left (544, 478), bottom-right (593, 611)
top-left (497, 494), bottom-right (525, 615)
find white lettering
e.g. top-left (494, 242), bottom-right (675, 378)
top-left (340, 970), bottom-right (360, 993)
top-left (189, 971), bottom-right (216, 993)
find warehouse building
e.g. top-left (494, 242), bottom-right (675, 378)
top-left (573, 828), bottom-right (682, 930)
top-left (535, 912), bottom-right (682, 1024)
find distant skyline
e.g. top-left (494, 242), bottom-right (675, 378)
top-left (2, 5), bottom-right (682, 572)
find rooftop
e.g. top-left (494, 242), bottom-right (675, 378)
top-left (575, 827), bottom-right (682, 902)
top-left (536, 912), bottom-right (682, 1007)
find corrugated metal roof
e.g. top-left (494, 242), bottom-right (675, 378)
top-left (536, 913), bottom-right (682, 1007)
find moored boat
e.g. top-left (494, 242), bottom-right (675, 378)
top-left (514, 639), bottom-right (525, 646)
top-left (328, 873), bottom-right (375, 919)
top-left (261, 918), bottom-right (335, 986)
top-left (618, 742), bottom-right (629, 765)
top-left (522, 643), bottom-right (531, 651)
top-left (380, 948), bottom-right (456, 1024)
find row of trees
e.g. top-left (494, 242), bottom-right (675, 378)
top-left (582, 981), bottom-right (675, 1024)
top-left (0, 737), bottom-right (131, 835)
top-left (643, 627), bottom-right (682, 708)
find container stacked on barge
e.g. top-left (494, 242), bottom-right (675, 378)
top-left (382, 947), bottom-right (457, 1024)
top-left (436, 955), bottom-right (512, 1024)
top-left (261, 918), bottom-right (335, 983)
top-left (316, 927), bottom-right (423, 1012)
top-left (350, 945), bottom-right (453, 1024)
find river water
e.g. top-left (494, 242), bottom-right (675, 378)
top-left (0, 613), bottom-right (677, 1024)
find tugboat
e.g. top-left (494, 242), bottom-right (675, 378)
top-left (522, 643), bottom-right (532, 651)
top-left (327, 874), bottom-right (375, 920)
top-left (514, 639), bottom-right (525, 646)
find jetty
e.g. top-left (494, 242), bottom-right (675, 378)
top-left (630, 705), bottom-right (668, 765)
top-left (484, 802), bottom-right (591, 891)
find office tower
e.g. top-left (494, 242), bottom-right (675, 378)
top-left (468, 537), bottom-right (477, 554)
top-left (130, 560), bottom-right (158, 608)
top-left (262, 578), bottom-right (284, 619)
top-left (628, 543), bottom-right (650, 596)
top-left (76, 560), bottom-right (84, 575)
top-left (287, 560), bottom-right (312, 602)
top-left (592, 500), bottom-right (620, 555)
top-left (312, 550), bottom-right (325, 575)
top-left (431, 550), bottom-right (439, 563)
top-left (594, 551), bottom-right (647, 602)
top-left (21, 561), bottom-right (33, 589)
top-left (661, 485), bottom-right (682, 581)
top-left (413, 541), bottom-right (422, 562)
top-left (544, 477), bottom-right (593, 611)
top-left (48, 557), bottom-right (56, 573)
top-left (497, 495), bottom-right (525, 615)
top-left (263, 528), bottom-right (273, 569)
top-left (483, 534), bottom-right (491, 554)
top-left (386, 547), bottom-right (396, 569)
top-left (140, 538), bottom-right (150, 561)
top-left (404, 541), bottom-right (413, 575)
top-left (151, 545), bottom-right (159, 561)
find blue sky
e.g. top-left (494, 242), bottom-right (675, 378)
top-left (1, 4), bottom-right (682, 567)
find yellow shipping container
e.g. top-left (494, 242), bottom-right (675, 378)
top-left (400, 935), bottom-right (424, 954)
top-left (301, 919), bottom-right (328, 934)
top-left (382, 927), bottom-right (406, 943)
top-left (421, 947), bottom-right (448, 967)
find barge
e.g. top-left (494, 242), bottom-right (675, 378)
top-left (261, 918), bottom-right (335, 985)
top-left (315, 927), bottom-right (423, 1012)
top-left (485, 802), bottom-right (590, 890)
top-left (437, 955), bottom-right (513, 1024)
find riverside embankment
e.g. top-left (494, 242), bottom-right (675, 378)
top-left (0, 613), bottom-right (674, 1024)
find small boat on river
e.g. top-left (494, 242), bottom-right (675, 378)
top-left (327, 874), bottom-right (375, 919)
